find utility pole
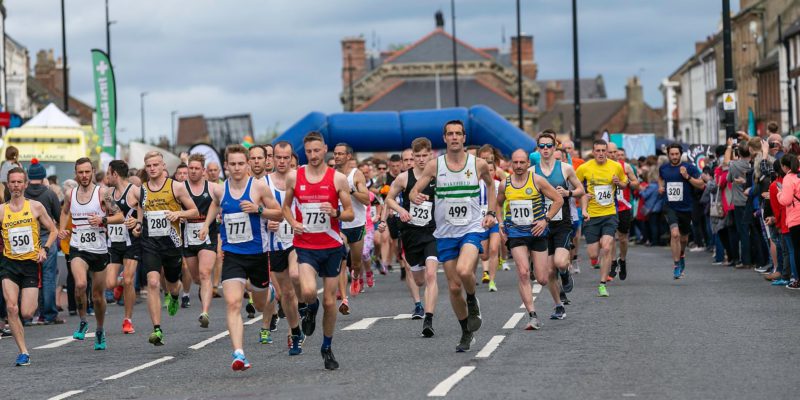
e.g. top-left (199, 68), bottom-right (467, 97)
top-left (106, 0), bottom-right (115, 60)
top-left (572, 0), bottom-right (581, 148)
top-left (140, 92), bottom-right (148, 143)
top-left (61, 0), bottom-right (69, 112)
top-left (451, 0), bottom-right (460, 107)
top-left (171, 110), bottom-right (178, 150)
top-left (722, 0), bottom-right (736, 139)
top-left (515, 0), bottom-right (524, 131)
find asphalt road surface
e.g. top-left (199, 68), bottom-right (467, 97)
top-left (1, 243), bottom-right (799, 400)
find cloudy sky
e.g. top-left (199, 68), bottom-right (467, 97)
top-left (4, 0), bottom-right (736, 145)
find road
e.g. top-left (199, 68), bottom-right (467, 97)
top-left (1, 243), bottom-right (799, 400)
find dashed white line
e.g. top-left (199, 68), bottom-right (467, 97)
top-left (428, 366), bottom-right (476, 397)
top-left (532, 283), bottom-right (542, 294)
top-left (189, 331), bottom-right (230, 350)
top-left (342, 317), bottom-right (388, 330)
top-left (475, 335), bottom-right (505, 359)
top-left (47, 390), bottom-right (84, 400)
top-left (393, 313), bottom-right (413, 320)
top-left (103, 356), bottom-right (174, 380)
top-left (244, 314), bottom-right (264, 326)
top-left (502, 312), bottom-right (525, 329)
top-left (35, 333), bottom-right (96, 349)
top-left (317, 288), bottom-right (324, 294)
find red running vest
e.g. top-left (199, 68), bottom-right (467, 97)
top-left (293, 166), bottom-right (343, 250)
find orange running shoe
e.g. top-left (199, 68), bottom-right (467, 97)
top-left (122, 319), bottom-right (135, 334)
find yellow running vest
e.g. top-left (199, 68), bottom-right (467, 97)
top-left (2, 200), bottom-right (41, 261)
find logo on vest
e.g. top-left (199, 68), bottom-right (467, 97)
top-left (525, 188), bottom-right (533, 195)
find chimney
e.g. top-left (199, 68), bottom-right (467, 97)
top-left (435, 10), bottom-right (445, 29)
top-left (511, 35), bottom-right (537, 80)
top-left (626, 76), bottom-right (644, 128)
top-left (341, 37), bottom-right (366, 89)
top-left (545, 81), bottom-right (565, 112)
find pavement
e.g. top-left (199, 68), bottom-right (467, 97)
top-left (1, 243), bottom-right (799, 400)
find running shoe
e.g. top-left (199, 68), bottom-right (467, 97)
top-left (73, 321), bottom-right (89, 340)
top-left (597, 284), bottom-right (609, 297)
top-left (524, 313), bottom-right (541, 330)
top-left (199, 313), bottom-right (210, 329)
top-left (592, 263), bottom-right (600, 270)
top-left (455, 331), bottom-right (475, 352)
top-left (618, 258), bottom-right (627, 281)
top-left (550, 305), bottom-right (566, 320)
top-left (559, 270), bottom-right (574, 293)
top-left (673, 264), bottom-right (681, 280)
top-left (754, 265), bottom-right (770, 273)
top-left (608, 259), bottom-right (618, 278)
top-left (321, 348), bottom-right (339, 370)
top-left (270, 314), bottom-right (279, 332)
top-left (163, 292), bottom-right (170, 309)
top-left (488, 280), bottom-right (497, 292)
top-left (1, 327), bottom-right (11, 337)
top-left (350, 275), bottom-right (361, 297)
top-left (366, 271), bottom-right (375, 288)
top-left (359, 278), bottom-right (365, 293)
top-left (338, 299), bottom-right (350, 315)
top-left (288, 332), bottom-right (305, 355)
top-left (559, 290), bottom-right (571, 305)
top-left (787, 280), bottom-right (800, 289)
top-left (231, 352), bottom-right (251, 371)
top-left (181, 296), bottom-right (191, 309)
top-left (481, 271), bottom-right (490, 284)
top-left (679, 257), bottom-right (686, 275)
top-left (113, 285), bottom-right (124, 301)
top-left (246, 301), bottom-right (256, 319)
top-left (422, 316), bottom-right (435, 338)
top-left (466, 296), bottom-right (482, 332)
top-left (502, 260), bottom-right (512, 271)
top-left (148, 328), bottom-right (164, 346)
top-left (412, 303), bottom-right (424, 320)
top-left (379, 263), bottom-right (388, 275)
top-left (105, 289), bottom-right (115, 304)
top-left (167, 295), bottom-right (180, 316)
top-left (87, 306), bottom-right (95, 316)
top-left (15, 353), bottom-right (30, 366)
top-left (259, 328), bottom-right (273, 344)
top-left (302, 301), bottom-right (318, 336)
top-left (122, 319), bottom-right (135, 334)
top-left (94, 331), bottom-right (107, 350)
top-left (772, 279), bottom-right (790, 286)
top-left (572, 260), bottom-right (581, 274)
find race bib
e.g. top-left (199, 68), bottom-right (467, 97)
top-left (409, 201), bottom-right (432, 226)
top-left (107, 224), bottom-right (127, 243)
top-left (146, 211), bottom-right (171, 237)
top-left (445, 198), bottom-right (471, 226)
top-left (71, 225), bottom-right (106, 252)
top-left (185, 222), bottom-right (207, 246)
top-left (509, 200), bottom-right (534, 226)
top-left (666, 182), bottom-right (683, 202)
top-left (8, 226), bottom-right (34, 255)
top-left (480, 205), bottom-right (489, 218)
top-left (594, 185), bottom-right (613, 206)
top-left (300, 203), bottom-right (329, 233)
top-left (543, 198), bottom-right (563, 221)
top-left (369, 206), bottom-right (377, 222)
top-left (276, 221), bottom-right (294, 244)
top-left (224, 212), bottom-right (253, 244)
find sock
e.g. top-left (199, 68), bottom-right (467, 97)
top-left (425, 312), bottom-right (433, 319)
top-left (415, 301), bottom-right (423, 308)
top-left (590, 257), bottom-right (598, 266)
top-left (458, 318), bottom-right (468, 332)
top-left (555, 303), bottom-right (563, 308)
top-left (308, 299), bottom-right (320, 313)
top-left (291, 326), bottom-right (301, 336)
top-left (322, 335), bottom-right (332, 350)
top-left (96, 328), bottom-right (104, 335)
top-left (600, 281), bottom-right (606, 285)
top-left (183, 291), bottom-right (190, 297)
top-left (154, 324), bottom-right (161, 330)
top-left (80, 317), bottom-right (87, 323)
top-left (466, 292), bottom-right (476, 303)
top-left (529, 311), bottom-right (537, 318)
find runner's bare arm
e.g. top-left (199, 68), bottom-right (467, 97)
top-left (409, 159), bottom-right (436, 204)
top-left (352, 170), bottom-right (371, 205)
top-left (625, 164), bottom-right (639, 189)
top-left (282, 171), bottom-right (303, 233)
top-left (199, 184), bottom-right (221, 241)
top-left (563, 165), bottom-right (585, 198)
top-left (534, 174), bottom-right (564, 220)
top-left (171, 181), bottom-right (199, 220)
top-left (385, 172), bottom-right (410, 222)
top-left (335, 171), bottom-right (355, 222)
top-left (253, 178), bottom-right (283, 221)
top-left (57, 189), bottom-right (72, 239)
top-left (477, 158), bottom-right (498, 227)
top-left (33, 201), bottom-right (58, 250)
top-left (98, 187), bottom-right (124, 225)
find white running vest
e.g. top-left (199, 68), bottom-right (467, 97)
top-left (69, 185), bottom-right (108, 254)
top-left (341, 168), bottom-right (367, 229)
top-left (264, 175), bottom-right (295, 251)
top-left (433, 154), bottom-right (484, 239)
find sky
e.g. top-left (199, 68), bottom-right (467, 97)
top-left (4, 0), bottom-right (737, 145)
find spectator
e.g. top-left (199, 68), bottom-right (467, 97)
top-left (727, 141), bottom-right (754, 269)
top-left (0, 146), bottom-right (22, 184)
top-left (776, 155), bottom-right (800, 289)
top-left (640, 169), bottom-right (665, 246)
top-left (767, 158), bottom-right (792, 286)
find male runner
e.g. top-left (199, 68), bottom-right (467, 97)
top-left (477, 151), bottom-right (501, 291)
top-left (105, 160), bottom-right (141, 334)
top-left (245, 144), bottom-right (277, 324)
top-left (199, 144), bottom-right (283, 371)
top-left (562, 139), bottom-right (585, 274)
top-left (333, 143), bottom-right (371, 296)
top-left (172, 164), bottom-right (194, 308)
top-left (607, 143), bottom-right (639, 281)
top-left (497, 149), bottom-right (563, 329)
top-left (576, 140), bottom-right (627, 297)
top-left (182, 154), bottom-right (220, 328)
top-left (533, 133), bottom-right (585, 318)
top-left (381, 154), bottom-right (403, 274)
top-left (410, 120), bottom-right (496, 352)
top-left (384, 137), bottom-right (439, 337)
top-left (59, 158), bottom-right (124, 350)
top-left (658, 143), bottom-right (704, 279)
top-left (283, 131), bottom-right (354, 370)
top-left (1, 167), bottom-right (58, 365)
top-left (129, 151), bottom-right (198, 345)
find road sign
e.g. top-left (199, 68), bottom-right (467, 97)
top-left (723, 92), bottom-right (737, 111)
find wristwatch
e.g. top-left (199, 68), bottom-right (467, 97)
top-left (568, 190), bottom-right (573, 198)
top-left (545, 216), bottom-right (552, 223)
top-left (334, 209), bottom-right (341, 218)
top-left (257, 206), bottom-right (264, 215)
top-left (101, 216), bottom-right (108, 225)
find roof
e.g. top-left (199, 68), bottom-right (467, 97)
top-left (534, 76), bottom-right (607, 110)
top-left (383, 29), bottom-right (493, 64)
top-left (23, 103), bottom-right (80, 128)
top-left (177, 116), bottom-right (209, 146)
top-left (357, 76), bottom-right (535, 116)
top-left (538, 99), bottom-right (625, 134)
top-left (27, 76), bottom-right (94, 125)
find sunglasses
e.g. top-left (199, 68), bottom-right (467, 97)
top-left (769, 142), bottom-right (781, 148)
top-left (538, 143), bottom-right (554, 149)
top-left (378, 167), bottom-right (387, 170)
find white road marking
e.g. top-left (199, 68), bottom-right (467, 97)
top-left (189, 331), bottom-right (230, 350)
top-left (519, 297), bottom-right (535, 309)
top-left (475, 335), bottom-right (505, 359)
top-left (428, 366), bottom-right (476, 397)
top-left (35, 333), bottom-right (96, 349)
top-left (103, 356), bottom-right (174, 380)
top-left (394, 313), bottom-right (413, 319)
top-left (244, 314), bottom-right (264, 326)
top-left (317, 288), bottom-right (324, 294)
top-left (342, 317), bottom-right (389, 330)
top-left (47, 390), bottom-right (84, 400)
top-left (532, 283), bottom-right (542, 294)
top-left (503, 312), bottom-right (525, 329)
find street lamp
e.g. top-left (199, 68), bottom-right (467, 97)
top-left (171, 110), bottom-right (178, 150)
top-left (450, 0), bottom-right (459, 107)
top-left (106, 0), bottom-right (117, 60)
top-left (61, 0), bottom-right (69, 113)
top-left (140, 92), bottom-right (148, 143)
top-left (572, 0), bottom-right (581, 148)
top-left (515, 0), bottom-right (523, 131)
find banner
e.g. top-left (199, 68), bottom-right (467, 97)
top-left (91, 49), bottom-right (117, 168)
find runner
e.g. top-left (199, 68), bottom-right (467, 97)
top-left (533, 132), bottom-right (584, 319)
top-left (129, 151), bottom-right (199, 346)
top-left (104, 160), bottom-right (141, 334)
top-left (282, 131), bottom-right (354, 370)
top-left (576, 139), bottom-right (628, 297)
top-left (58, 158), bottom-right (124, 350)
top-left (172, 165), bottom-right (194, 308)
top-left (384, 137), bottom-right (439, 337)
top-left (198, 144), bottom-right (283, 371)
top-left (658, 143), bottom-right (704, 279)
top-left (333, 143), bottom-right (371, 298)
top-left (562, 139), bottom-right (585, 274)
top-left (410, 120), bottom-right (497, 352)
top-left (477, 145), bottom-right (501, 292)
top-left (607, 144), bottom-right (639, 281)
top-left (181, 154), bottom-right (220, 328)
top-left (0, 167), bottom-right (58, 366)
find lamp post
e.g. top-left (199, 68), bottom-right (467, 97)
top-left (572, 0), bottom-right (581, 148)
top-left (171, 110), bottom-right (178, 151)
top-left (515, 0), bottom-right (524, 131)
top-left (450, 0), bottom-right (460, 107)
top-left (140, 92), bottom-right (148, 143)
top-left (61, 0), bottom-right (69, 112)
top-left (105, 0), bottom-right (116, 60)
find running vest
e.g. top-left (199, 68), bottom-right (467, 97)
top-left (2, 200), bottom-right (41, 261)
top-left (479, 179), bottom-right (500, 218)
top-left (184, 180), bottom-right (216, 248)
top-left (615, 160), bottom-right (632, 212)
top-left (402, 168), bottom-right (436, 230)
top-left (141, 178), bottom-right (182, 249)
top-left (534, 160), bottom-right (572, 224)
top-left (108, 183), bottom-right (135, 246)
top-left (220, 177), bottom-right (268, 254)
top-left (341, 168), bottom-right (366, 229)
top-left (265, 174), bottom-right (294, 251)
top-left (433, 154), bottom-right (483, 239)
top-left (503, 171), bottom-right (548, 238)
top-left (69, 185), bottom-right (107, 254)
top-left (293, 166), bottom-right (342, 249)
